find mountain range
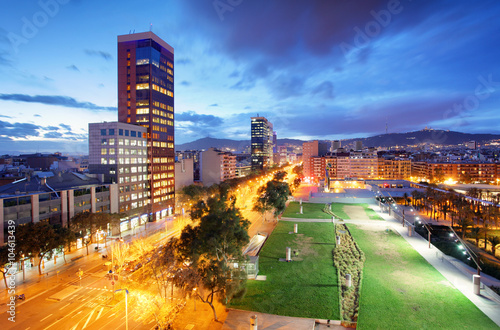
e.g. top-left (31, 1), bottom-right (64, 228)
top-left (175, 129), bottom-right (500, 152)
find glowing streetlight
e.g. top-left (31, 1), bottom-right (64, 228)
top-left (115, 288), bottom-right (129, 330)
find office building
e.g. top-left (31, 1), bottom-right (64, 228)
top-left (251, 117), bottom-right (273, 170)
top-left (117, 31), bottom-right (175, 220)
top-left (88, 122), bottom-right (149, 214)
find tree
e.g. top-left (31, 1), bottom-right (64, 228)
top-left (292, 164), bottom-right (303, 177)
top-left (487, 236), bottom-right (500, 258)
top-left (273, 170), bottom-right (287, 182)
top-left (253, 180), bottom-right (291, 221)
top-left (177, 187), bottom-right (250, 322)
top-left (53, 225), bottom-right (76, 264)
top-left (17, 222), bottom-right (59, 275)
top-left (456, 207), bottom-right (474, 239)
top-left (70, 212), bottom-right (120, 255)
top-left (469, 227), bottom-right (482, 246)
top-left (0, 245), bottom-right (19, 289)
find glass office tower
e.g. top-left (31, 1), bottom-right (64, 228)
top-left (251, 116), bottom-right (273, 170)
top-left (117, 32), bottom-right (175, 220)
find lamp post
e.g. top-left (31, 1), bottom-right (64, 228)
top-left (193, 288), bottom-right (197, 311)
top-left (115, 289), bottom-right (129, 330)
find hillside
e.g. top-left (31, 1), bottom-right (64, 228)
top-left (175, 130), bottom-right (500, 151)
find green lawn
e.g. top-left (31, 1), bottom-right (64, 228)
top-left (282, 202), bottom-right (332, 219)
top-left (359, 203), bottom-right (384, 220)
top-left (230, 221), bottom-right (340, 319)
top-left (283, 201), bottom-right (351, 219)
top-left (348, 224), bottom-right (497, 329)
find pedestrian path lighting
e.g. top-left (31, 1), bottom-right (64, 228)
top-left (448, 226), bottom-right (482, 276)
top-left (115, 288), bottom-right (129, 330)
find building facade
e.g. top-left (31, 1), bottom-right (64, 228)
top-left (302, 140), bottom-right (329, 179)
top-left (88, 122), bottom-right (149, 214)
top-left (251, 117), bottom-right (274, 170)
top-left (117, 32), bottom-right (175, 219)
top-left (200, 148), bottom-right (237, 186)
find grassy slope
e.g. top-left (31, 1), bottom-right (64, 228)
top-left (348, 225), bottom-right (497, 330)
top-left (230, 221), bottom-right (340, 319)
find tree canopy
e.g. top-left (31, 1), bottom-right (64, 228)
top-left (177, 186), bottom-right (250, 321)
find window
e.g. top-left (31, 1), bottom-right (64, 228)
top-left (101, 129), bottom-right (106, 136)
top-left (109, 138), bottom-right (115, 145)
top-left (101, 139), bottom-right (107, 145)
top-left (130, 139), bottom-right (137, 146)
top-left (119, 139), bottom-right (124, 145)
top-left (119, 129), bottom-right (123, 136)
top-left (125, 139), bottom-right (130, 146)
top-left (109, 148), bottom-right (115, 155)
top-left (118, 148), bottom-right (124, 155)
top-left (101, 148), bottom-right (107, 155)
top-left (131, 131), bottom-right (137, 137)
top-left (101, 158), bottom-right (107, 165)
top-left (109, 129), bottom-right (115, 135)
top-left (125, 130), bottom-right (129, 136)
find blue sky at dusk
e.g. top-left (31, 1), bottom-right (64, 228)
top-left (0, 0), bottom-right (499, 155)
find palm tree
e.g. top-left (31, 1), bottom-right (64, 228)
top-left (469, 227), bottom-right (482, 246)
top-left (403, 192), bottom-right (409, 206)
top-left (457, 209), bottom-right (474, 239)
top-left (487, 236), bottom-right (500, 258)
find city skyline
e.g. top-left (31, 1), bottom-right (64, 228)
top-left (1, 0), bottom-right (500, 155)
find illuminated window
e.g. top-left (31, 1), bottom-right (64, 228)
top-left (101, 148), bottom-right (107, 155)
top-left (101, 158), bottom-right (107, 165)
top-left (109, 148), bottom-right (115, 155)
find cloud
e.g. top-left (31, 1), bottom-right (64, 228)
top-left (311, 81), bottom-right (334, 99)
top-left (0, 114), bottom-right (11, 118)
top-left (66, 64), bottom-right (80, 72)
top-left (43, 132), bottom-right (63, 139)
top-left (59, 124), bottom-right (71, 130)
top-left (34, 114), bottom-right (41, 117)
top-left (209, 103), bottom-right (218, 107)
top-left (176, 111), bottom-right (224, 127)
top-left (0, 93), bottom-right (117, 111)
top-left (0, 120), bottom-right (40, 138)
top-left (176, 58), bottom-right (192, 65)
top-left (180, 81), bottom-right (191, 86)
top-left (84, 49), bottom-right (113, 61)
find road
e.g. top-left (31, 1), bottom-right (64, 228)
top-left (1, 224), bottom-right (179, 330)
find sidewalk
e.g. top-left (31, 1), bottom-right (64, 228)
top-left (372, 204), bottom-right (500, 327)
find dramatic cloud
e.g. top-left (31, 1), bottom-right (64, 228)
top-left (0, 94), bottom-right (117, 111)
top-left (84, 49), bottom-right (113, 61)
top-left (66, 64), bottom-right (80, 72)
top-left (59, 123), bottom-right (72, 130)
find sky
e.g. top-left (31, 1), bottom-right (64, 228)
top-left (0, 0), bottom-right (500, 155)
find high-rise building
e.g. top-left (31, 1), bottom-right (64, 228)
top-left (251, 117), bottom-right (273, 170)
top-left (118, 31), bottom-right (175, 220)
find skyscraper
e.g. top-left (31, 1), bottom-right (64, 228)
top-left (118, 31), bottom-right (175, 220)
top-left (251, 117), bottom-right (273, 170)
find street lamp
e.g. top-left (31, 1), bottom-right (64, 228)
top-left (115, 288), bottom-right (129, 330)
top-left (193, 288), bottom-right (197, 311)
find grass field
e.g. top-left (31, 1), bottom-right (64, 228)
top-left (282, 201), bottom-right (351, 219)
top-left (360, 204), bottom-right (384, 220)
top-left (348, 224), bottom-right (497, 329)
top-left (230, 221), bottom-right (340, 320)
